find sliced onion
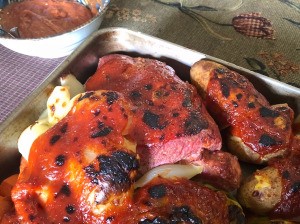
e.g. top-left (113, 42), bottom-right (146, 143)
top-left (60, 74), bottom-right (85, 98)
top-left (18, 119), bottom-right (51, 160)
top-left (47, 86), bottom-right (72, 125)
top-left (18, 75), bottom-right (85, 161)
top-left (38, 109), bottom-right (48, 120)
top-left (134, 164), bottom-right (203, 189)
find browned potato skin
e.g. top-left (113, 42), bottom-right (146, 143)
top-left (237, 166), bottom-right (282, 215)
top-left (190, 60), bottom-right (231, 130)
top-left (228, 103), bottom-right (292, 164)
top-left (190, 60), bottom-right (293, 164)
top-left (191, 59), bottom-right (299, 221)
top-left (238, 135), bottom-right (300, 221)
top-left (190, 60), bottom-right (225, 98)
top-left (227, 133), bottom-right (288, 164)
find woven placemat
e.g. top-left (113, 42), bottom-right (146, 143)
top-left (0, 45), bottom-right (65, 123)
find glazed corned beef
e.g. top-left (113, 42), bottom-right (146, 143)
top-left (85, 54), bottom-right (241, 191)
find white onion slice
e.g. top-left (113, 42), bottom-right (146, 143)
top-left (18, 119), bottom-right (50, 160)
top-left (18, 75), bottom-right (85, 161)
top-left (60, 74), bottom-right (85, 98)
top-left (134, 164), bottom-right (203, 189)
top-left (47, 86), bottom-right (72, 126)
top-left (38, 109), bottom-right (48, 120)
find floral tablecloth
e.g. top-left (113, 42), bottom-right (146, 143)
top-left (102, 0), bottom-right (300, 87)
top-left (0, 0), bottom-right (300, 123)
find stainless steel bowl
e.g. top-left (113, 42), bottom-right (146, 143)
top-left (0, 0), bottom-right (110, 58)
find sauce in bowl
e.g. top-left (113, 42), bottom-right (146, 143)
top-left (0, 0), bottom-right (93, 38)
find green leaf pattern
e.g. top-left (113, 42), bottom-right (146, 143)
top-left (152, 0), bottom-right (300, 87)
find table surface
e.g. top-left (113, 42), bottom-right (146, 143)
top-left (1, 0), bottom-right (300, 123)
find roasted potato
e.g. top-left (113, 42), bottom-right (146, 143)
top-left (237, 166), bottom-right (282, 215)
top-left (237, 148), bottom-right (300, 221)
top-left (190, 60), bottom-right (293, 164)
top-left (227, 128), bottom-right (288, 164)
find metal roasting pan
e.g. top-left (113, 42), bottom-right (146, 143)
top-left (0, 27), bottom-right (300, 181)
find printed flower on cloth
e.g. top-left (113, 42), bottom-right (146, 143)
top-left (232, 12), bottom-right (275, 39)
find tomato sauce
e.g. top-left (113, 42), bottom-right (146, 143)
top-left (0, 0), bottom-right (93, 38)
top-left (205, 67), bottom-right (293, 159)
top-left (269, 149), bottom-right (300, 219)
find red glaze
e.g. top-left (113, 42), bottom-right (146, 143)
top-left (191, 150), bottom-right (241, 192)
top-left (86, 54), bottom-right (221, 147)
top-left (269, 136), bottom-right (300, 219)
top-left (8, 91), bottom-right (139, 223)
top-left (119, 177), bottom-right (243, 224)
top-left (85, 54), bottom-right (222, 169)
top-left (206, 66), bottom-right (293, 158)
top-left (85, 54), bottom-right (243, 191)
